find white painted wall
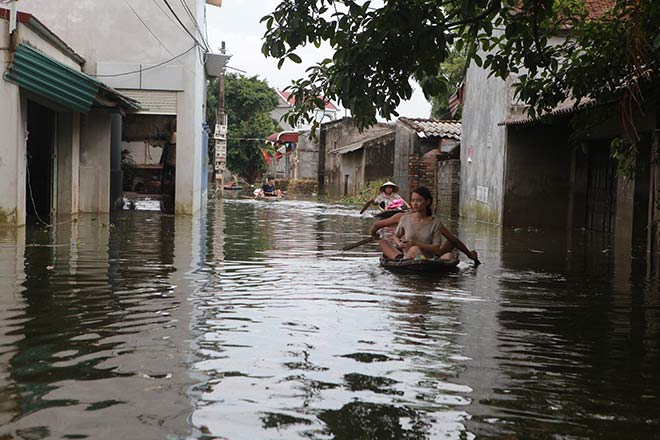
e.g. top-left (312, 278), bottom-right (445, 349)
top-left (460, 52), bottom-right (513, 224)
top-left (0, 18), bottom-right (85, 225)
top-left (0, 20), bottom-right (24, 224)
top-left (19, 0), bottom-right (211, 214)
top-left (123, 141), bottom-right (163, 165)
top-left (56, 111), bottom-right (81, 215)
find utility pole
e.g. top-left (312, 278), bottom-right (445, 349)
top-left (213, 42), bottom-right (228, 194)
top-left (8, 0), bottom-right (18, 50)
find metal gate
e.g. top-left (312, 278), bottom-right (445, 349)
top-left (586, 146), bottom-right (617, 233)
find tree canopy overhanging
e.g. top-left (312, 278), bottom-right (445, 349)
top-left (261, 0), bottom-right (660, 134)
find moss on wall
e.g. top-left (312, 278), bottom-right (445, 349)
top-left (463, 201), bottom-right (500, 224)
top-left (0, 208), bottom-right (17, 226)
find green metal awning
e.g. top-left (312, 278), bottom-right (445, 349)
top-left (4, 43), bottom-right (100, 113)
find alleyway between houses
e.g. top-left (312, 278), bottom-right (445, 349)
top-left (0, 195), bottom-right (658, 439)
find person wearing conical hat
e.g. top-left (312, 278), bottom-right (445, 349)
top-left (359, 181), bottom-right (410, 214)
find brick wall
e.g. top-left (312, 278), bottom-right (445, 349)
top-left (435, 159), bottom-right (460, 219)
top-left (408, 154), bottom-right (437, 203)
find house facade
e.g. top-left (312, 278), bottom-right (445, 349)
top-left (270, 89), bottom-right (339, 131)
top-left (394, 117), bottom-right (461, 205)
top-left (461, 30), bottom-right (659, 263)
top-left (16, 0), bottom-right (221, 215)
top-left (319, 118), bottom-right (396, 197)
top-left (0, 9), bottom-right (139, 226)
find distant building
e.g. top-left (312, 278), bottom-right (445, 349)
top-left (270, 89), bottom-right (339, 131)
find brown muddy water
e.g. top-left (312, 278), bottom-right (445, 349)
top-left (0, 196), bottom-right (658, 439)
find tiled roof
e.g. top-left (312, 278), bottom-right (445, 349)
top-left (584, 0), bottom-right (615, 18)
top-left (499, 98), bottom-right (596, 126)
top-left (398, 118), bottom-right (461, 140)
top-left (278, 90), bottom-right (338, 111)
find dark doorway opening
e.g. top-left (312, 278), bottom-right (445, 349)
top-left (26, 101), bottom-right (56, 225)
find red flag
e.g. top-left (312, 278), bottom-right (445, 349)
top-left (258, 146), bottom-right (271, 165)
top-left (448, 83), bottom-right (464, 118)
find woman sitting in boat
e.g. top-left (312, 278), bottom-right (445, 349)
top-left (371, 186), bottom-right (478, 262)
top-left (360, 181), bottom-right (410, 213)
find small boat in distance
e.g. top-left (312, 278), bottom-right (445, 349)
top-left (379, 256), bottom-right (459, 274)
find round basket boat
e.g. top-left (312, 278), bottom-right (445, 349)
top-left (373, 209), bottom-right (406, 220)
top-left (379, 256), bottom-right (460, 274)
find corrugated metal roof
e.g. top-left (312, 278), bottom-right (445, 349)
top-left (398, 118), bottom-right (462, 140)
top-left (117, 89), bottom-right (177, 115)
top-left (4, 43), bottom-right (100, 113)
top-left (330, 131), bottom-right (395, 155)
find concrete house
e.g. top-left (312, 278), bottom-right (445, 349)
top-left (460, 1), bottom-right (659, 258)
top-left (0, 8), bottom-right (139, 226)
top-left (393, 118), bottom-right (461, 216)
top-left (320, 118), bottom-right (396, 197)
top-left (16, 0), bottom-right (225, 215)
top-left (270, 89), bottom-right (339, 131)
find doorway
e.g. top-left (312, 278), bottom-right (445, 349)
top-left (26, 101), bottom-right (56, 224)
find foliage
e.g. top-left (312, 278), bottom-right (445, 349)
top-left (207, 74), bottom-right (280, 182)
top-left (262, 0), bottom-right (660, 138)
top-left (329, 180), bottom-right (384, 205)
top-left (425, 47), bottom-right (467, 120)
top-left (284, 178), bottom-right (318, 195)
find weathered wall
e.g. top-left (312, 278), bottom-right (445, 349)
top-left (56, 111), bottom-right (81, 216)
top-left (393, 124), bottom-right (417, 200)
top-left (123, 141), bottom-right (163, 165)
top-left (0, 21), bottom-right (24, 225)
top-left (296, 131), bottom-right (318, 180)
top-left (503, 121), bottom-right (573, 228)
top-left (436, 159), bottom-right (461, 220)
top-left (363, 133), bottom-right (395, 184)
top-left (0, 19), bottom-right (85, 226)
top-left (339, 150), bottom-right (364, 196)
top-left (460, 59), bottom-right (512, 224)
top-left (323, 118), bottom-right (394, 197)
top-left (20, 0), bottom-right (210, 215)
top-left (80, 110), bottom-right (111, 212)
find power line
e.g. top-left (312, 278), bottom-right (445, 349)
top-left (94, 45), bottom-right (196, 78)
top-left (178, 0), bottom-right (210, 50)
top-left (124, 0), bottom-right (176, 59)
top-left (161, 0), bottom-right (208, 51)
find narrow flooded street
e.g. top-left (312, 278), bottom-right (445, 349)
top-left (0, 197), bottom-right (659, 439)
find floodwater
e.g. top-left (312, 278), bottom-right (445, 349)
top-left (0, 196), bottom-right (658, 439)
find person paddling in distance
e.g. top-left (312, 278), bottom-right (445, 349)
top-left (256, 175), bottom-right (282, 198)
top-left (360, 181), bottom-right (410, 214)
top-left (370, 186), bottom-right (479, 262)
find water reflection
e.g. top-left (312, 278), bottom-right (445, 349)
top-left (0, 197), bottom-right (657, 439)
top-left (0, 213), bottom-right (201, 439)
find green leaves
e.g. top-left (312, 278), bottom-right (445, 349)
top-left (261, 0), bottom-right (659, 132)
top-left (207, 74), bottom-right (280, 182)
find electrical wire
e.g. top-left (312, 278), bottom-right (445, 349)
top-left (94, 45), bottom-right (196, 78)
top-left (178, 0), bottom-right (210, 50)
top-left (25, 154), bottom-right (77, 228)
top-left (123, 0), bottom-right (178, 60)
top-left (226, 65), bottom-right (247, 73)
top-left (161, 0), bottom-right (208, 51)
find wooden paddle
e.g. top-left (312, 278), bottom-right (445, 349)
top-left (359, 199), bottom-right (373, 214)
top-left (342, 237), bottom-right (375, 251)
